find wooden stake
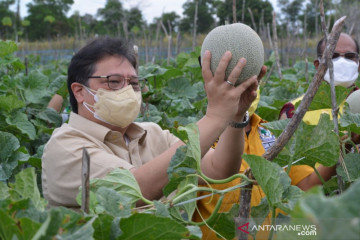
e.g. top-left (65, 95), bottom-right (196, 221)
top-left (81, 147), bottom-right (90, 214)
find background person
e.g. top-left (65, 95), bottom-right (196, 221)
top-left (279, 33), bottom-right (360, 123)
top-left (193, 88), bottom-right (315, 240)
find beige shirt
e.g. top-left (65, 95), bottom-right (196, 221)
top-left (42, 112), bottom-right (179, 208)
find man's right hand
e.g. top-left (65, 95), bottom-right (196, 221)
top-left (201, 50), bottom-right (258, 124)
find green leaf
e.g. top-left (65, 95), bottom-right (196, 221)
top-left (162, 77), bottom-right (198, 100)
top-left (21, 70), bottom-right (49, 104)
top-left (250, 197), bottom-right (270, 226)
top-left (87, 168), bottom-right (144, 205)
top-left (138, 64), bottom-right (168, 79)
top-left (118, 213), bottom-right (189, 240)
top-left (0, 209), bottom-right (22, 240)
top-left (0, 94), bottom-right (25, 113)
top-left (0, 40), bottom-right (18, 57)
top-left (339, 111), bottom-right (360, 134)
top-left (337, 153), bottom-right (360, 182)
top-left (0, 131), bottom-right (20, 180)
top-left (48, 75), bottom-right (67, 94)
top-left (244, 154), bottom-right (287, 207)
top-left (295, 82), bottom-right (352, 111)
top-left (19, 217), bottom-right (42, 239)
top-left (163, 146), bottom-right (196, 197)
top-left (264, 114), bottom-right (339, 167)
top-left (154, 200), bottom-right (170, 218)
top-left (279, 179), bottom-right (360, 240)
top-left (207, 204), bottom-right (239, 240)
top-left (278, 185), bottom-right (303, 212)
top-left (96, 187), bottom-right (132, 218)
top-left (59, 217), bottom-right (95, 240)
top-left (12, 199), bottom-right (47, 223)
top-left (166, 124), bottom-right (200, 220)
top-left (37, 107), bottom-right (63, 126)
top-left (6, 111), bottom-right (37, 140)
top-left (185, 226), bottom-right (202, 240)
top-left (8, 168), bottom-right (46, 210)
top-left (0, 182), bottom-right (9, 200)
top-left (260, 118), bottom-right (289, 137)
top-left (248, 197), bottom-right (270, 238)
top-left (257, 96), bottom-right (287, 122)
top-left (32, 209), bottom-right (62, 240)
top-left (93, 214), bottom-right (114, 240)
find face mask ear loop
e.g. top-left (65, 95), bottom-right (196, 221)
top-left (83, 102), bottom-right (96, 115)
top-left (83, 85), bottom-right (97, 97)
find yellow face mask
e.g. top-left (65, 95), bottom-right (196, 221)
top-left (83, 85), bottom-right (142, 128)
top-left (248, 88), bottom-right (260, 116)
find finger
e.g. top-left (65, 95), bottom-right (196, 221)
top-left (214, 51), bottom-right (232, 83)
top-left (257, 65), bottom-right (267, 81)
top-left (227, 57), bottom-right (247, 83)
top-left (201, 50), bottom-right (213, 83)
top-left (234, 75), bottom-right (258, 96)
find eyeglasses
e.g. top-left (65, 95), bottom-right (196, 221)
top-left (87, 75), bottom-right (147, 91)
top-left (319, 52), bottom-right (359, 62)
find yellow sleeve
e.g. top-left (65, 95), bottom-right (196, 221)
top-left (288, 165), bottom-right (314, 186)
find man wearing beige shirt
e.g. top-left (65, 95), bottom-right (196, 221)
top-left (42, 37), bottom-right (266, 208)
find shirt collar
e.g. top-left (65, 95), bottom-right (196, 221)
top-left (68, 112), bottom-right (147, 143)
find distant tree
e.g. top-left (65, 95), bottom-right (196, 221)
top-left (97, 0), bottom-right (123, 36)
top-left (44, 15), bottom-right (55, 40)
top-left (334, 0), bottom-right (360, 35)
top-left (300, 0), bottom-right (334, 38)
top-left (217, 0), bottom-right (273, 31)
top-left (0, 0), bottom-right (15, 39)
top-left (179, 0), bottom-right (219, 34)
top-left (21, 19), bottom-right (30, 41)
top-left (278, 0), bottom-right (303, 23)
top-left (154, 11), bottom-right (181, 33)
top-left (2, 17), bottom-right (12, 39)
top-left (25, 0), bottom-right (74, 40)
top-left (125, 7), bottom-right (145, 34)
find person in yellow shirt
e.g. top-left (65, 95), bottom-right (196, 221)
top-left (279, 33), bottom-right (359, 124)
top-left (193, 89), bottom-right (337, 239)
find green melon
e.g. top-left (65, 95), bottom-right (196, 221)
top-left (200, 23), bottom-right (264, 86)
top-left (346, 89), bottom-right (360, 114)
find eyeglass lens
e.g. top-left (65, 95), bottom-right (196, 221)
top-left (107, 75), bottom-right (144, 91)
top-left (332, 52), bottom-right (359, 61)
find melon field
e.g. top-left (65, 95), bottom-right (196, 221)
top-left (0, 39), bottom-right (360, 240)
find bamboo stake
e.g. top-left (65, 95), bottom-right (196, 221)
top-left (267, 23), bottom-right (273, 50)
top-left (160, 20), bottom-right (171, 65)
top-left (319, 0), bottom-right (344, 193)
top-left (81, 147), bottom-right (90, 214)
top-left (247, 8), bottom-right (257, 32)
top-left (192, 0), bottom-right (199, 51)
top-left (304, 11), bottom-right (309, 83)
top-left (233, 0), bottom-right (237, 23)
top-left (241, 0), bottom-right (245, 23)
top-left (152, 20), bottom-right (161, 64)
top-left (272, 11), bottom-right (283, 80)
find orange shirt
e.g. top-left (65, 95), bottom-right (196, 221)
top-left (193, 114), bottom-right (314, 239)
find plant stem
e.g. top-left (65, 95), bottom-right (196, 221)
top-left (183, 194), bottom-right (225, 226)
top-left (172, 181), bottom-right (250, 205)
top-left (199, 171), bottom-right (253, 185)
top-left (312, 166), bottom-right (332, 194)
top-left (268, 207), bottom-right (276, 240)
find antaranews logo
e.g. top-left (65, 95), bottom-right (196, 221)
top-left (238, 222), bottom-right (317, 237)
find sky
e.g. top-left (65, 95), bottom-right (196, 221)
top-left (13, 0), bottom-right (279, 24)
